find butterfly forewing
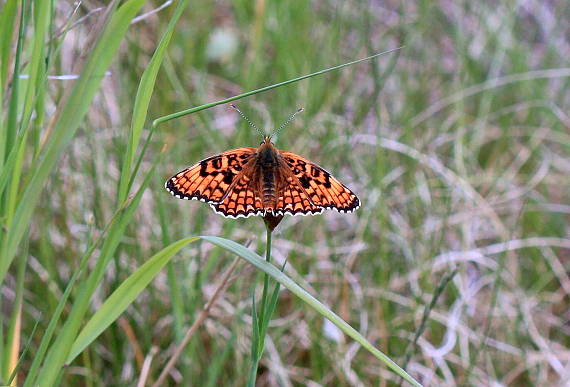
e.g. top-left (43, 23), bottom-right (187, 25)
top-left (209, 164), bottom-right (266, 218)
top-left (279, 150), bottom-right (360, 213)
top-left (165, 147), bottom-right (256, 203)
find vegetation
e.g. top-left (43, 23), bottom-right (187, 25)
top-left (1, 0), bottom-right (569, 385)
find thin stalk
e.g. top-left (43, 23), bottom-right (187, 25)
top-left (259, 228), bottom-right (272, 323)
top-left (247, 227), bottom-right (277, 386)
top-left (151, 47), bottom-right (403, 128)
top-left (6, 318), bottom-right (39, 386)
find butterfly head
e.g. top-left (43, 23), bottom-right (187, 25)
top-left (258, 136), bottom-right (277, 154)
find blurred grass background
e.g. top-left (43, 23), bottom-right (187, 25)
top-left (2, 0), bottom-right (570, 385)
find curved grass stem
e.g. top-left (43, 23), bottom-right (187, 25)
top-left (151, 47), bottom-right (403, 128)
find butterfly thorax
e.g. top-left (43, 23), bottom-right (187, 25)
top-left (256, 139), bottom-right (280, 209)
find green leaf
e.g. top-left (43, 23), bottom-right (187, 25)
top-left (0, 0), bottom-right (18, 87)
top-left (117, 0), bottom-right (189, 203)
top-left (201, 236), bottom-right (422, 387)
top-left (66, 237), bottom-right (199, 364)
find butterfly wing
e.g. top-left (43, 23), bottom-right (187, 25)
top-left (165, 147), bottom-right (256, 204)
top-left (272, 166), bottom-right (324, 216)
top-left (278, 150), bottom-right (360, 214)
top-left (209, 164), bottom-right (266, 218)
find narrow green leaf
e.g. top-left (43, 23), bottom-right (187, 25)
top-left (2, 240), bottom-right (27, 381)
top-left (4, 130), bottom-right (28, 226)
top-left (0, 0), bottom-right (18, 89)
top-left (205, 335), bottom-right (236, 387)
top-left (2, 0), bottom-right (27, 161)
top-left (262, 280), bottom-right (281, 339)
top-left (201, 236), bottom-right (422, 387)
top-left (6, 314), bottom-right (39, 386)
top-left (0, 0), bottom-right (18, 168)
top-left (117, 0), bottom-right (189, 203)
top-left (151, 47), bottom-right (403, 128)
top-left (0, 129), bottom-right (27, 196)
top-left (66, 237), bottom-right (199, 364)
top-left (20, 0), bottom-right (51, 134)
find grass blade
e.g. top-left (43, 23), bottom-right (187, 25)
top-left (2, 0), bottom-right (27, 161)
top-left (66, 237), bottom-right (200, 364)
top-left (151, 47), bottom-right (403, 128)
top-left (117, 0), bottom-right (189, 203)
top-left (0, 0), bottom-right (18, 91)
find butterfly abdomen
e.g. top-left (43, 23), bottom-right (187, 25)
top-left (262, 167), bottom-right (276, 207)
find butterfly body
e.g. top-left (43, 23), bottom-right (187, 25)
top-left (166, 136), bottom-right (360, 218)
top-left (255, 139), bottom-right (280, 209)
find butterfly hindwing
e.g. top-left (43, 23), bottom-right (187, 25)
top-left (273, 170), bottom-right (323, 216)
top-left (210, 165), bottom-right (266, 218)
top-left (279, 150), bottom-right (360, 214)
top-left (165, 147), bottom-right (256, 204)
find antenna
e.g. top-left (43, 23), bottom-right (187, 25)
top-left (271, 107), bottom-right (304, 139)
top-left (230, 104), bottom-right (265, 138)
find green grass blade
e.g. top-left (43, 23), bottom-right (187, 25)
top-left (251, 292), bottom-right (260, 357)
top-left (4, 129), bottom-right (28, 227)
top-left (201, 236), bottom-right (422, 387)
top-left (117, 0), bottom-right (189, 203)
top-left (0, 127), bottom-right (28, 196)
top-left (2, 0), bottom-right (27, 162)
top-left (2, 241), bottom-right (26, 382)
top-left (0, 0), bottom-right (18, 90)
top-left (0, 0), bottom-right (146, 285)
top-left (261, 275), bottom-right (282, 343)
top-left (0, 0), bottom-right (18, 168)
top-left (151, 47), bottom-right (403, 128)
top-left (66, 237), bottom-right (200, 364)
top-left (19, 0), bottom-right (51, 135)
top-left (247, 293), bottom-right (261, 387)
top-left (6, 315), bottom-right (39, 386)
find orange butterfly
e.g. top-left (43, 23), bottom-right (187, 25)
top-left (165, 107), bottom-right (360, 219)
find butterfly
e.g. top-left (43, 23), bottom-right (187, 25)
top-left (165, 135), bottom-right (360, 219)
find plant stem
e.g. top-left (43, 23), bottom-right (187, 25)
top-left (151, 47), bottom-right (403, 128)
top-left (247, 226), bottom-right (275, 386)
top-left (259, 227), bottom-right (272, 319)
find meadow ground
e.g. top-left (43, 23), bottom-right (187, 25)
top-left (1, 1), bottom-right (569, 386)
